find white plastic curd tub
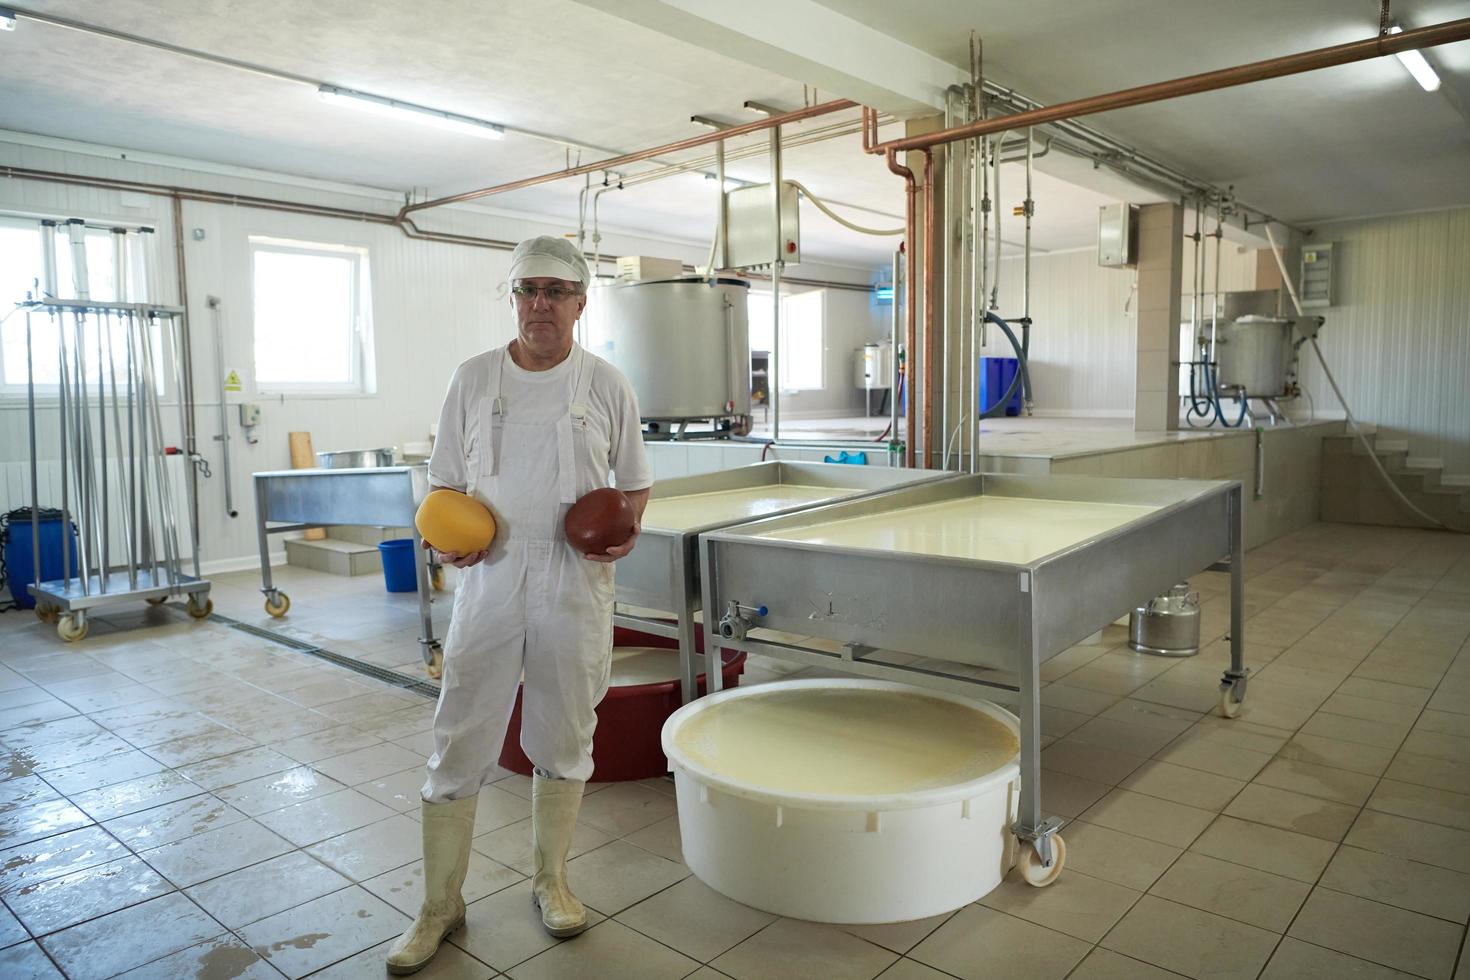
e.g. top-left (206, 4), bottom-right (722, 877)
top-left (660, 678), bottom-right (1021, 924)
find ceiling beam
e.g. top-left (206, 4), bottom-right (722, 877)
top-left (569, 0), bottom-right (968, 116)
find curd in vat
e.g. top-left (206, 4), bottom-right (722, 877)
top-left (642, 484), bottom-right (840, 531)
top-left (764, 495), bottom-right (1158, 564)
top-left (672, 687), bottom-right (1017, 796)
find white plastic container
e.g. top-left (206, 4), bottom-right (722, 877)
top-left (660, 679), bottom-right (1020, 924)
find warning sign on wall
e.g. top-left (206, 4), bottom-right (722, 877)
top-left (224, 370), bottom-right (242, 392)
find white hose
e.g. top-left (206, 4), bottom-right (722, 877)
top-left (788, 181), bottom-right (903, 236)
top-left (1264, 226), bottom-right (1465, 533)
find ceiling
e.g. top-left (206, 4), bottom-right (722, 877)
top-left (1, 1), bottom-right (1466, 270)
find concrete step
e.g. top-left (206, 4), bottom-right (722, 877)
top-left (285, 536), bottom-right (385, 577)
top-left (329, 525), bottom-right (414, 547)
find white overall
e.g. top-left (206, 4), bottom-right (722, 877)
top-left (423, 345), bottom-right (615, 801)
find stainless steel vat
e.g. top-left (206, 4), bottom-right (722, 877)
top-left (316, 448), bottom-right (396, 469)
top-left (1215, 315), bottom-right (1293, 395)
top-left (583, 276), bottom-right (751, 422)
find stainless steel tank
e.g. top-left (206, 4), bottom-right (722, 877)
top-left (1215, 315), bottom-right (1293, 396)
top-left (583, 276), bottom-right (751, 422)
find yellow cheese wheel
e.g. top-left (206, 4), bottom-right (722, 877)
top-left (415, 488), bottom-right (496, 554)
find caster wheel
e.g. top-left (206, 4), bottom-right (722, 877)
top-left (146, 596), bottom-right (168, 606)
top-left (1219, 687), bottom-right (1243, 719)
top-left (1019, 834), bottom-right (1066, 888)
top-left (264, 593), bottom-right (291, 618)
top-left (430, 567), bottom-right (445, 592)
top-left (57, 614), bottom-right (88, 642)
top-left (426, 648), bottom-right (444, 680)
top-left (186, 596), bottom-right (214, 619)
top-left (35, 604), bottom-right (60, 624)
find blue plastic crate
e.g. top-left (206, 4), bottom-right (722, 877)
top-left (979, 356), bottom-right (1021, 417)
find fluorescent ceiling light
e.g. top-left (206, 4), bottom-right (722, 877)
top-left (0, 7), bottom-right (17, 30)
top-left (318, 85), bottom-right (505, 140)
top-left (1388, 25), bottom-right (1442, 92)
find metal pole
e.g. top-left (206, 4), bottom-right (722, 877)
top-left (108, 232), bottom-right (136, 587)
top-left (25, 308), bottom-right (41, 598)
top-left (170, 312), bottom-right (202, 579)
top-left (889, 249), bottom-right (901, 466)
top-left (208, 296), bottom-right (237, 518)
top-left (940, 87), bottom-right (956, 470)
top-left (66, 220), bottom-right (97, 594)
top-left (770, 122), bottom-right (783, 445)
top-left (164, 211), bottom-right (200, 549)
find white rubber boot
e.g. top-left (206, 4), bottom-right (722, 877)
top-left (531, 775), bottom-right (590, 938)
top-left (386, 795), bottom-right (478, 975)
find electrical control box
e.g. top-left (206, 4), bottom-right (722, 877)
top-left (1299, 242), bottom-right (1334, 308)
top-left (239, 403), bottom-right (262, 427)
top-left (1098, 203), bottom-right (1139, 268)
top-left (615, 256), bottom-right (684, 282)
top-left (725, 181), bottom-right (801, 269)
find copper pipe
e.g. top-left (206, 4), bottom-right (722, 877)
top-left (871, 18), bottom-right (1470, 154)
top-left (920, 149), bottom-right (935, 468)
top-left (884, 148), bottom-right (919, 468)
top-left (400, 98), bottom-right (856, 217)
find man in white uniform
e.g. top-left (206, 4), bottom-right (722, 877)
top-left (388, 236), bottom-right (651, 975)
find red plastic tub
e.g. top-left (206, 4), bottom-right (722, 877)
top-left (498, 625), bottom-right (746, 782)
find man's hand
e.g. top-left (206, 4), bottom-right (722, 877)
top-left (583, 522), bottom-right (639, 563)
top-left (422, 538), bottom-right (488, 569)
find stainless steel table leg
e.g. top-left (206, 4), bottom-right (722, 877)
top-left (412, 528), bottom-right (442, 677)
top-left (1219, 483), bottom-right (1249, 717)
top-left (675, 543), bottom-right (698, 704)
top-left (1011, 570), bottom-right (1065, 887)
top-left (701, 537), bottom-right (725, 695)
top-left (254, 476), bottom-right (275, 598)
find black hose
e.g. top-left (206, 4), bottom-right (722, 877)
top-left (979, 311), bottom-right (1033, 419)
top-left (1207, 361), bottom-right (1249, 428)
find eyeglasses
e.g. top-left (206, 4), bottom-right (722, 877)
top-left (510, 284), bottom-right (582, 303)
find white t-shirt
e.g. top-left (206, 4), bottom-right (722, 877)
top-left (428, 344), bottom-right (652, 521)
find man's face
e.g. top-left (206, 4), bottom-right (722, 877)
top-left (511, 277), bottom-right (586, 359)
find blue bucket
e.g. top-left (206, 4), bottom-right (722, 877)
top-left (4, 515), bottom-right (80, 609)
top-left (378, 538), bottom-right (418, 593)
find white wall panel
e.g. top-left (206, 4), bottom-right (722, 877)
top-left (1293, 208), bottom-right (1470, 473)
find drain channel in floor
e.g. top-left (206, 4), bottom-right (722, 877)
top-left (208, 611), bottom-right (442, 700)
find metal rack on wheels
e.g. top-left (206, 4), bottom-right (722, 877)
top-left (697, 473), bottom-right (1248, 888)
top-left (19, 277), bottom-right (210, 640)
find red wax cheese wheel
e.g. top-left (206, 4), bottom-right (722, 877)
top-left (565, 487), bottom-right (636, 554)
top-left (415, 488), bottom-right (496, 554)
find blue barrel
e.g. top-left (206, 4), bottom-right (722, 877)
top-left (4, 515), bottom-right (80, 609)
top-left (378, 539), bottom-right (418, 593)
top-left (979, 356), bottom-right (1022, 416)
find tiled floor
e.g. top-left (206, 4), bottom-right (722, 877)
top-left (1, 520), bottom-right (1468, 979)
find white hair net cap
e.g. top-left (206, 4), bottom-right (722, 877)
top-left (508, 236), bottom-right (591, 289)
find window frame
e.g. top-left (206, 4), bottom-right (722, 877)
top-left (248, 236), bottom-right (374, 396)
top-left (748, 287), bottom-right (826, 392)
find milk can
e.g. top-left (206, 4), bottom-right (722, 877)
top-left (1128, 582), bottom-right (1201, 657)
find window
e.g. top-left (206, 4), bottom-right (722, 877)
top-left (747, 288), bottom-right (826, 391)
top-left (250, 237), bottom-right (373, 393)
top-left (0, 217), bottom-right (160, 396)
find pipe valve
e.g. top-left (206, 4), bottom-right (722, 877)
top-left (718, 600), bottom-right (767, 640)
